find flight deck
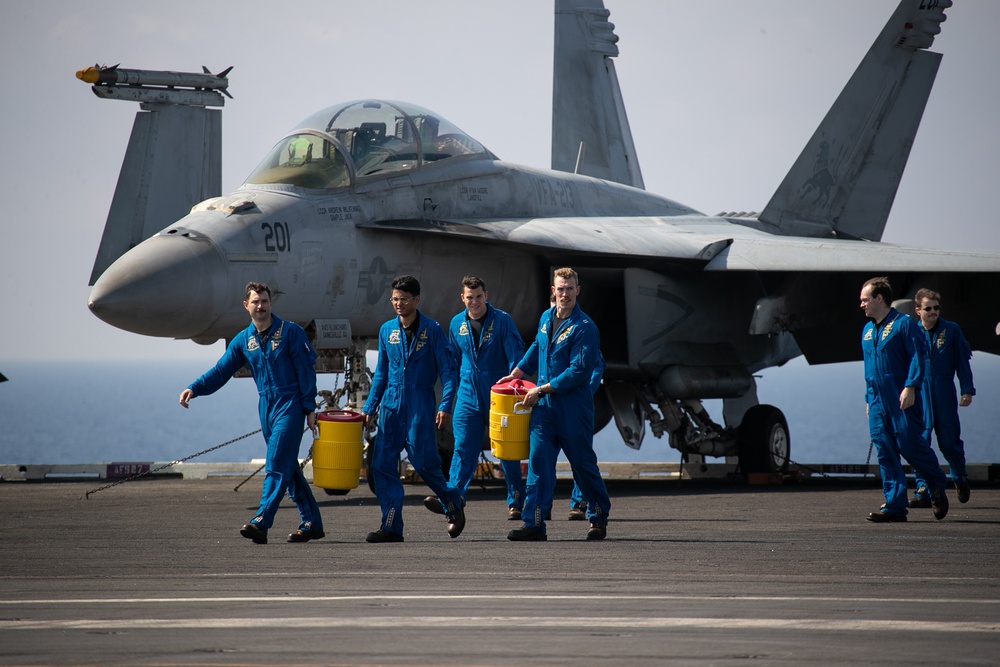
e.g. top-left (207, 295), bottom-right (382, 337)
top-left (2, 474), bottom-right (998, 666)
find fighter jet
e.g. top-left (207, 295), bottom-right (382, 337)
top-left (84, 0), bottom-right (999, 474)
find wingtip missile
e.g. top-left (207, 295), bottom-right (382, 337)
top-left (74, 65), bottom-right (231, 92)
top-left (75, 64), bottom-right (233, 106)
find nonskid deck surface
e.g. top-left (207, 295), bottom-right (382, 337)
top-left (2, 477), bottom-right (999, 666)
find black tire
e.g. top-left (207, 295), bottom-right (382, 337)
top-left (322, 488), bottom-right (350, 496)
top-left (593, 385), bottom-right (613, 433)
top-left (737, 404), bottom-right (790, 473)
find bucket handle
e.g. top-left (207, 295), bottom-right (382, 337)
top-left (512, 401), bottom-right (532, 415)
top-left (508, 378), bottom-right (529, 396)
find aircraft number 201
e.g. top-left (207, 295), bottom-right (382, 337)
top-left (262, 222), bottom-right (291, 252)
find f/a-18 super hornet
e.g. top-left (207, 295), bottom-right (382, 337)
top-left (83, 0), bottom-right (997, 474)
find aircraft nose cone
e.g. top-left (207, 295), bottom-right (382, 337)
top-left (89, 234), bottom-right (226, 338)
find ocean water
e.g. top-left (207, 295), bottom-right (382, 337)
top-left (1, 355), bottom-right (998, 467)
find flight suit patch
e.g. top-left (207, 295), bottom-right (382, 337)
top-left (881, 319), bottom-right (895, 341)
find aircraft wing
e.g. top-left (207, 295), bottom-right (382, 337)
top-left (358, 215), bottom-right (1000, 272)
top-left (703, 236), bottom-right (1000, 273)
top-left (356, 216), bottom-right (734, 263)
top-left (359, 214), bottom-right (1000, 362)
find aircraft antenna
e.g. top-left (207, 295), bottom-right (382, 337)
top-left (574, 142), bottom-right (586, 175)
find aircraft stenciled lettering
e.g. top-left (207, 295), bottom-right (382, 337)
top-left (261, 221), bottom-right (290, 252)
top-left (316, 320), bottom-right (350, 349)
top-left (460, 185), bottom-right (489, 202)
top-left (357, 256), bottom-right (394, 305)
top-left (532, 178), bottom-right (574, 209)
top-left (320, 204), bottom-right (362, 221)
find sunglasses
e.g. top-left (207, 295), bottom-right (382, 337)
top-left (921, 305), bottom-right (941, 312)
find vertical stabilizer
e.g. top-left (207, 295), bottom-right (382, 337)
top-left (89, 104), bottom-right (222, 285)
top-left (759, 0), bottom-right (951, 240)
top-left (552, 0), bottom-right (644, 189)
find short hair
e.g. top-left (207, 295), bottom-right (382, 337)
top-left (245, 281), bottom-right (271, 300)
top-left (553, 267), bottom-right (579, 285)
top-left (863, 276), bottom-right (892, 304)
top-left (914, 287), bottom-right (941, 305)
top-left (392, 275), bottom-right (420, 296)
top-left (462, 275), bottom-right (486, 292)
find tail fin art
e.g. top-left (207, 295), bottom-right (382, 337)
top-left (759, 0), bottom-right (952, 241)
top-left (551, 0), bottom-right (644, 189)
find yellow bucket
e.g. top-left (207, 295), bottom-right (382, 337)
top-left (312, 409), bottom-right (363, 490)
top-left (489, 379), bottom-right (535, 460)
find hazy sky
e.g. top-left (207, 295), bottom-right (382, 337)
top-left (1, 0), bottom-right (997, 364)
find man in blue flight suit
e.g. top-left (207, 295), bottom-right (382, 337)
top-left (423, 276), bottom-right (526, 519)
top-left (179, 282), bottom-right (324, 545)
top-left (361, 275), bottom-right (465, 542)
top-left (502, 267), bottom-right (611, 541)
top-left (909, 288), bottom-right (976, 507)
top-left (859, 277), bottom-right (949, 522)
top-left (543, 288), bottom-right (601, 522)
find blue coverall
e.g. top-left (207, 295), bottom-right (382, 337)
top-left (363, 311), bottom-right (461, 536)
top-left (862, 309), bottom-right (947, 516)
top-left (189, 316), bottom-right (322, 534)
top-left (569, 354), bottom-right (605, 511)
top-left (449, 303), bottom-right (526, 509)
top-left (913, 319), bottom-right (976, 496)
top-left (518, 304), bottom-right (611, 532)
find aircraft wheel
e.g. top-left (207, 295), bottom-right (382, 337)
top-left (322, 488), bottom-right (350, 496)
top-left (593, 386), bottom-right (613, 433)
top-left (737, 404), bottom-right (790, 473)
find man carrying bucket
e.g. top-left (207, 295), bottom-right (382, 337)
top-left (361, 275), bottom-right (464, 542)
top-left (179, 282), bottom-right (324, 545)
top-left (500, 267), bottom-right (611, 541)
top-left (426, 275), bottom-right (526, 520)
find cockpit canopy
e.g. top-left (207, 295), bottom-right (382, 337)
top-left (245, 99), bottom-right (494, 190)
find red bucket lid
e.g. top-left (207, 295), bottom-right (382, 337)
top-left (490, 379), bottom-right (537, 395)
top-left (317, 409), bottom-right (364, 422)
